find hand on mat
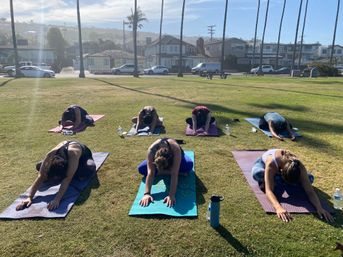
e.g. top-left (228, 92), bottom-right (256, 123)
top-left (276, 207), bottom-right (292, 222)
top-left (47, 199), bottom-right (60, 211)
top-left (291, 136), bottom-right (296, 141)
top-left (163, 195), bottom-right (176, 207)
top-left (277, 135), bottom-right (284, 141)
top-left (317, 208), bottom-right (334, 222)
top-left (16, 197), bottom-right (32, 211)
top-left (139, 194), bottom-right (154, 207)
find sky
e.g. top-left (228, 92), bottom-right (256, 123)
top-left (0, 0), bottom-right (341, 45)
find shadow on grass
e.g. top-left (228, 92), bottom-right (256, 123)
top-left (92, 78), bottom-right (343, 155)
top-left (75, 175), bottom-right (100, 205)
top-left (196, 174), bottom-right (207, 205)
top-left (247, 103), bottom-right (311, 112)
top-left (0, 78), bottom-right (14, 87)
top-left (214, 225), bottom-right (250, 254)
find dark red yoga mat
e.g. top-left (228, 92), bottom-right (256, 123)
top-left (232, 150), bottom-right (332, 213)
top-left (48, 114), bottom-right (105, 133)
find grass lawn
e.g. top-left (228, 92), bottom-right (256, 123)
top-left (0, 75), bottom-right (342, 257)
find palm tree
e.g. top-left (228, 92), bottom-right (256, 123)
top-left (291, 0), bottom-right (303, 71)
top-left (251, 0), bottom-right (260, 69)
top-left (177, 0), bottom-right (186, 77)
top-left (257, 0), bottom-right (270, 75)
top-left (127, 5), bottom-right (147, 77)
top-left (158, 0), bottom-right (164, 65)
top-left (220, 0), bottom-right (229, 74)
top-left (298, 0), bottom-right (309, 69)
top-left (9, 0), bottom-right (22, 78)
top-left (330, 0), bottom-right (340, 65)
top-left (76, 0), bottom-right (85, 78)
top-left (275, 0), bottom-right (287, 70)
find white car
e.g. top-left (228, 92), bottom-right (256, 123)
top-left (9, 66), bottom-right (55, 78)
top-left (144, 65), bottom-right (169, 75)
top-left (111, 64), bottom-right (136, 75)
top-left (250, 65), bottom-right (274, 74)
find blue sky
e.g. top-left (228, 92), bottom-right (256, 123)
top-left (0, 0), bottom-right (341, 45)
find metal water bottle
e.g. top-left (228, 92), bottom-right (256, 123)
top-left (209, 195), bottom-right (224, 228)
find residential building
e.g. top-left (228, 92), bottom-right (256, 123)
top-left (204, 38), bottom-right (247, 59)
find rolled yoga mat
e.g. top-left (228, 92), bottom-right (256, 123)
top-left (49, 114), bottom-right (105, 133)
top-left (231, 150), bottom-right (331, 213)
top-left (0, 152), bottom-right (109, 219)
top-left (185, 122), bottom-right (219, 137)
top-left (129, 150), bottom-right (197, 217)
top-left (245, 118), bottom-right (301, 138)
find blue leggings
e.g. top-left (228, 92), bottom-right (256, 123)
top-left (251, 157), bottom-right (314, 184)
top-left (137, 154), bottom-right (193, 176)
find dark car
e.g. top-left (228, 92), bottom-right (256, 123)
top-left (273, 67), bottom-right (290, 74)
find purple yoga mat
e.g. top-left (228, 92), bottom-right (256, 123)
top-left (48, 114), bottom-right (105, 133)
top-left (185, 122), bottom-right (219, 137)
top-left (0, 152), bottom-right (109, 219)
top-left (231, 150), bottom-right (331, 213)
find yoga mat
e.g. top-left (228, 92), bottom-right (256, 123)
top-left (245, 118), bottom-right (301, 138)
top-left (129, 150), bottom-right (197, 217)
top-left (48, 115), bottom-right (105, 133)
top-left (232, 150), bottom-right (331, 213)
top-left (185, 122), bottom-right (219, 137)
top-left (126, 117), bottom-right (164, 136)
top-left (0, 152), bottom-right (109, 219)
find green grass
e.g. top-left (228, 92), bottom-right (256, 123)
top-left (0, 76), bottom-right (342, 257)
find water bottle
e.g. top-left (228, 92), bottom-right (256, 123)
top-left (209, 195), bottom-right (224, 228)
top-left (333, 188), bottom-right (343, 210)
top-left (206, 203), bottom-right (211, 221)
top-left (224, 124), bottom-right (230, 135)
top-left (117, 126), bottom-right (123, 137)
top-left (251, 127), bottom-right (257, 133)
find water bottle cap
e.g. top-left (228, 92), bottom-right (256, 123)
top-left (210, 195), bottom-right (224, 202)
top-left (335, 188), bottom-right (341, 192)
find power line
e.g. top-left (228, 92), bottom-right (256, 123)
top-left (208, 25), bottom-right (215, 41)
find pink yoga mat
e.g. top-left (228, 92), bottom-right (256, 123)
top-left (185, 123), bottom-right (219, 137)
top-left (48, 115), bottom-right (105, 133)
top-left (232, 150), bottom-right (332, 213)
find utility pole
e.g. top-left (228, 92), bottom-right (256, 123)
top-left (208, 25), bottom-right (215, 41)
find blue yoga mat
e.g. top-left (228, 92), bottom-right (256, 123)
top-left (245, 118), bottom-right (301, 138)
top-left (129, 150), bottom-right (197, 217)
top-left (0, 152), bottom-right (109, 219)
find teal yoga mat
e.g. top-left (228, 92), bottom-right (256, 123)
top-left (129, 151), bottom-right (197, 217)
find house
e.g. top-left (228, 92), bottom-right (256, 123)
top-left (0, 45), bottom-right (55, 66)
top-left (319, 45), bottom-right (343, 63)
top-left (204, 38), bottom-right (247, 59)
top-left (145, 35), bottom-right (207, 71)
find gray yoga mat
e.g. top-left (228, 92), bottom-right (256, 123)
top-left (0, 152), bottom-right (109, 219)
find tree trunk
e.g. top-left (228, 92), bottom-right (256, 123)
top-left (133, 0), bottom-right (139, 77)
top-left (298, 0), bottom-right (309, 69)
top-left (275, 0), bottom-right (286, 70)
top-left (330, 0), bottom-right (340, 65)
top-left (158, 0), bottom-right (164, 65)
top-left (291, 0), bottom-right (303, 71)
top-left (220, 0), bottom-right (229, 74)
top-left (77, 0), bottom-right (85, 78)
top-left (258, 0), bottom-right (270, 75)
top-left (178, 0), bottom-right (186, 77)
top-left (251, 0), bottom-right (260, 69)
top-left (9, 0), bottom-right (22, 78)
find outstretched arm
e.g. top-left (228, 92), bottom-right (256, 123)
top-left (268, 121), bottom-right (283, 141)
top-left (286, 122), bottom-right (296, 141)
top-left (300, 168), bottom-right (334, 222)
top-left (204, 112), bottom-right (211, 133)
top-left (139, 148), bottom-right (156, 207)
top-left (73, 108), bottom-right (82, 129)
top-left (264, 161), bottom-right (292, 222)
top-left (135, 109), bottom-right (144, 133)
top-left (191, 113), bottom-right (197, 134)
top-left (149, 111), bottom-right (158, 133)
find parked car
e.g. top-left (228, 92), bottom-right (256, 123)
top-left (111, 64), bottom-right (136, 75)
top-left (273, 67), bottom-right (290, 74)
top-left (250, 65), bottom-right (274, 74)
top-left (4, 61), bottom-right (33, 73)
top-left (9, 66), bottom-right (55, 78)
top-left (144, 65), bottom-right (169, 75)
top-left (334, 65), bottom-right (343, 75)
top-left (191, 62), bottom-right (220, 75)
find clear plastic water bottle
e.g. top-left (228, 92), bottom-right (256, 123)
top-left (333, 188), bottom-right (343, 210)
top-left (206, 203), bottom-right (211, 221)
top-left (117, 126), bottom-right (123, 137)
top-left (224, 124), bottom-right (230, 135)
top-left (62, 129), bottom-right (74, 136)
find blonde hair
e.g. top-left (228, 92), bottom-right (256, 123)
top-left (154, 147), bottom-right (173, 171)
